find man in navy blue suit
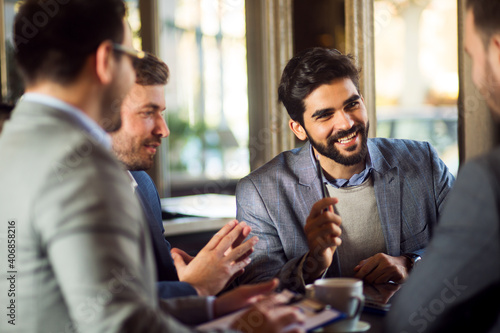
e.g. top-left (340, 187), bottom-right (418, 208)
top-left (110, 53), bottom-right (256, 298)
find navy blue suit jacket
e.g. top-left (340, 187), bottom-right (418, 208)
top-left (131, 170), bottom-right (197, 298)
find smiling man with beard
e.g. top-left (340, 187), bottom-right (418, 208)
top-left (233, 47), bottom-right (455, 293)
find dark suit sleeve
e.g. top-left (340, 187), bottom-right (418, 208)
top-left (157, 281), bottom-right (198, 298)
top-left (385, 156), bottom-right (500, 333)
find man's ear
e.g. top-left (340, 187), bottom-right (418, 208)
top-left (289, 119), bottom-right (308, 141)
top-left (95, 41), bottom-right (115, 85)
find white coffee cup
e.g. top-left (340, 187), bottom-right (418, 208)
top-left (314, 278), bottom-right (365, 331)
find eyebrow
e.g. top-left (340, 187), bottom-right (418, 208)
top-left (311, 94), bottom-right (361, 119)
top-left (344, 94), bottom-right (361, 106)
top-left (141, 103), bottom-right (165, 111)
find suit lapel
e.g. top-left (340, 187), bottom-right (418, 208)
top-left (295, 142), bottom-right (323, 229)
top-left (369, 140), bottom-right (401, 256)
top-left (135, 185), bottom-right (168, 247)
top-left (133, 172), bottom-right (178, 281)
top-left (293, 143), bottom-right (343, 276)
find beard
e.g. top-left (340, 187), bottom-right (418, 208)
top-left (111, 133), bottom-right (159, 171)
top-left (101, 68), bottom-right (134, 132)
top-left (100, 91), bottom-right (125, 133)
top-left (307, 122), bottom-right (369, 166)
top-left (115, 148), bottom-right (155, 171)
top-left (101, 110), bottom-right (122, 133)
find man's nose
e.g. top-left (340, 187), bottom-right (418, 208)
top-left (154, 116), bottom-right (170, 138)
top-left (333, 110), bottom-right (354, 131)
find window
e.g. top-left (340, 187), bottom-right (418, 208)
top-left (158, 0), bottom-right (249, 195)
top-left (1, 0), bottom-right (23, 104)
top-left (374, 0), bottom-right (459, 175)
top-left (125, 0), bottom-right (142, 50)
top-left (0, 0), bottom-right (144, 103)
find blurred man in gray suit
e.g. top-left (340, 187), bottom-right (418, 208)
top-left (0, 1), bottom-right (304, 332)
top-left (385, 0), bottom-right (500, 332)
top-left (235, 48), bottom-right (455, 293)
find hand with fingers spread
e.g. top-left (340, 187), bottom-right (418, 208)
top-left (353, 253), bottom-right (408, 284)
top-left (303, 197), bottom-right (342, 283)
top-left (222, 279), bottom-right (306, 333)
top-left (171, 219), bottom-right (257, 296)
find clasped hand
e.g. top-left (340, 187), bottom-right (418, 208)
top-left (353, 253), bottom-right (409, 284)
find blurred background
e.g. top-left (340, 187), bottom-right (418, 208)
top-left (0, 0), bottom-right (469, 196)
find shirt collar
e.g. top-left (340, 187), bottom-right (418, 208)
top-left (309, 143), bottom-right (373, 188)
top-left (126, 171), bottom-right (138, 193)
top-left (22, 92), bottom-right (112, 150)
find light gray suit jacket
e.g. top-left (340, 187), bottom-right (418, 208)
top-left (0, 100), bottom-right (236, 333)
top-left (235, 139), bottom-right (455, 292)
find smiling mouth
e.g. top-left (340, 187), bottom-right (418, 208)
top-left (144, 143), bottom-right (160, 154)
top-left (337, 131), bottom-right (357, 144)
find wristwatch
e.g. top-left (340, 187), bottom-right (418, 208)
top-left (402, 253), bottom-right (422, 271)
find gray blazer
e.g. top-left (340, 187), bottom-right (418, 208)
top-left (385, 148), bottom-right (500, 333)
top-left (235, 139), bottom-right (455, 292)
top-left (0, 101), bottom-right (235, 333)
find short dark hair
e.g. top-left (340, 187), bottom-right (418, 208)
top-left (278, 47), bottom-right (361, 126)
top-left (135, 52), bottom-right (170, 86)
top-left (14, 0), bottom-right (127, 85)
top-left (466, 0), bottom-right (500, 47)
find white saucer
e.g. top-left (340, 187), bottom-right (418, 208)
top-left (320, 320), bottom-right (371, 333)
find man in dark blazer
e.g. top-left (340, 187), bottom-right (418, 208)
top-left (385, 1), bottom-right (500, 332)
top-left (111, 53), bottom-right (257, 298)
top-left (235, 48), bottom-right (455, 293)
